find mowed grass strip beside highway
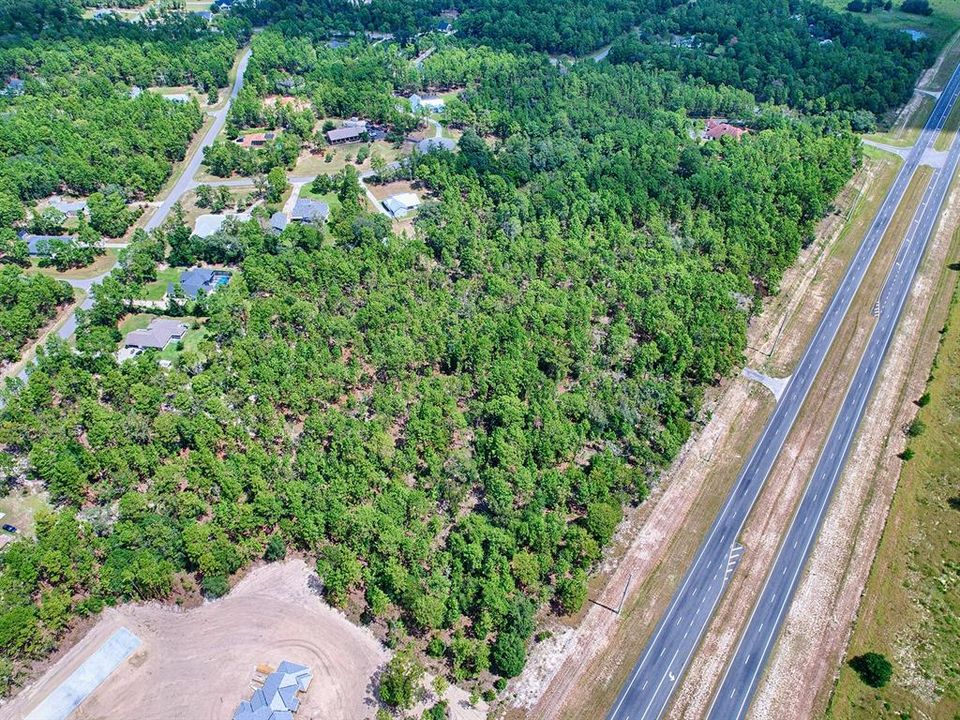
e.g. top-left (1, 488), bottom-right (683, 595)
top-left (827, 242), bottom-right (960, 720)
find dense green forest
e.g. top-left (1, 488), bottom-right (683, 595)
top-left (607, 0), bottom-right (933, 114)
top-left (0, 0), bottom-right (935, 701)
top-left (234, 0), bottom-right (932, 118)
top-left (0, 85), bottom-right (203, 201)
top-left (0, 13), bottom-right (245, 85)
top-left (0, 267), bottom-right (72, 363)
top-left (0, 13), bottom-right (245, 241)
top-left (0, 41), bottom-right (857, 694)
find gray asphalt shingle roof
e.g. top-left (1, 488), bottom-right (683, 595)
top-left (234, 662), bottom-right (312, 720)
top-left (291, 199), bottom-right (329, 223)
top-left (124, 319), bottom-right (188, 350)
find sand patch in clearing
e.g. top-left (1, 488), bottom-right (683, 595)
top-left (1, 560), bottom-right (385, 720)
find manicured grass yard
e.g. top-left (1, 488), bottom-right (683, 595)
top-left (159, 324), bottom-right (204, 362)
top-left (297, 186), bottom-right (341, 211)
top-left (141, 267), bottom-right (182, 301)
top-left (117, 313), bottom-right (204, 362)
top-left (118, 313), bottom-right (156, 336)
top-left (0, 491), bottom-right (52, 540)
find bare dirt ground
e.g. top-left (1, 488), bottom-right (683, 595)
top-left (748, 172), bottom-right (960, 720)
top-left (0, 560), bottom-right (486, 720)
top-left (505, 152), bottom-right (886, 720)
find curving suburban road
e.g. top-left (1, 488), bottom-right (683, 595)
top-left (608, 60), bottom-right (960, 720)
top-left (18, 46), bottom-right (253, 370)
top-left (144, 47), bottom-right (252, 232)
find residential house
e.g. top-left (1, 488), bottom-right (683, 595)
top-left (3, 78), bottom-right (24, 97)
top-left (123, 318), bottom-right (188, 351)
top-left (163, 93), bottom-right (191, 104)
top-left (290, 199), bottom-right (329, 224)
top-left (269, 212), bottom-right (289, 233)
top-left (275, 77), bottom-right (300, 93)
top-left (703, 119), bottom-right (746, 141)
top-left (193, 10), bottom-right (214, 21)
top-left (382, 192), bottom-right (421, 219)
top-left (193, 212), bottom-right (251, 238)
top-left (235, 131), bottom-right (277, 149)
top-left (48, 196), bottom-right (87, 217)
top-left (172, 267), bottom-right (232, 299)
top-left (234, 661), bottom-right (313, 720)
top-left (18, 232), bottom-right (75, 257)
top-left (409, 94), bottom-right (445, 113)
top-left (417, 137), bottom-right (455, 153)
top-left (326, 126), bottom-right (364, 144)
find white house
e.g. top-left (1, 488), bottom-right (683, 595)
top-left (382, 192), bottom-right (421, 219)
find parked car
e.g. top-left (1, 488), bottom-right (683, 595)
top-left (1, 524), bottom-right (16, 533)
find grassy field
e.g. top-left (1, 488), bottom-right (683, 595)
top-left (826, 243), bottom-right (960, 720)
top-left (27, 248), bottom-right (119, 281)
top-left (291, 139), bottom-right (409, 177)
top-left (819, 0), bottom-right (960, 52)
top-left (141, 267), bottom-right (181, 301)
top-left (0, 491), bottom-right (52, 539)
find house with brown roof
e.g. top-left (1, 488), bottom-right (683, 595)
top-left (704, 119), bottom-right (747, 141)
top-left (236, 132), bottom-right (277, 149)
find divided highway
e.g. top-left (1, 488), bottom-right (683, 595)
top-left (608, 61), bottom-right (960, 720)
top-left (707, 73), bottom-right (960, 720)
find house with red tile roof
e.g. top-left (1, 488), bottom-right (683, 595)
top-left (704, 119), bottom-right (747, 141)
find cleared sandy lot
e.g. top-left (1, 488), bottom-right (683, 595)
top-left (1, 560), bottom-right (388, 720)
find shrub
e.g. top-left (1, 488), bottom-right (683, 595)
top-left (849, 652), bottom-right (893, 687)
top-left (491, 632), bottom-right (526, 678)
top-left (907, 419), bottom-right (926, 437)
top-left (900, 0), bottom-right (933, 15)
top-left (378, 649), bottom-right (423, 710)
top-left (264, 534), bottom-right (286, 561)
top-left (202, 574), bottom-right (230, 598)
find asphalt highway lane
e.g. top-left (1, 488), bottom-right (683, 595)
top-left (608, 62), bottom-right (960, 720)
top-left (707, 72), bottom-right (960, 720)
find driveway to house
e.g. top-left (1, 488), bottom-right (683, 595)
top-left (7, 46), bottom-right (253, 388)
top-left (145, 47), bottom-right (253, 232)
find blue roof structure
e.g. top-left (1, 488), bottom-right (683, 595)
top-left (234, 662), bottom-right (311, 720)
top-left (269, 212), bottom-right (288, 232)
top-left (291, 199), bottom-right (329, 224)
top-left (18, 232), bottom-right (74, 256)
top-left (173, 267), bottom-right (232, 299)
